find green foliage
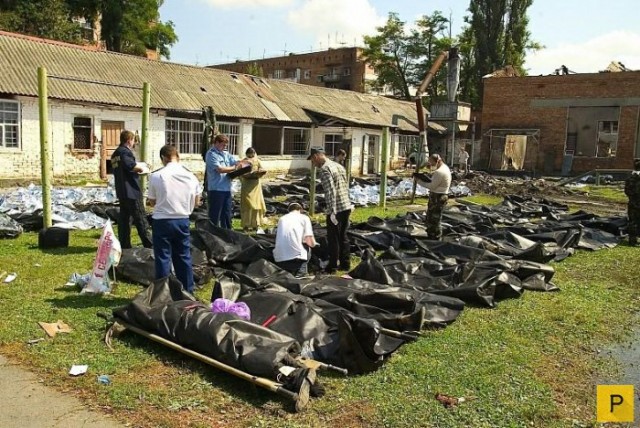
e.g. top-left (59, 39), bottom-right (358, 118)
top-left (463, 0), bottom-right (540, 105)
top-left (244, 62), bottom-right (265, 77)
top-left (0, 0), bottom-right (82, 43)
top-left (362, 12), bottom-right (453, 101)
top-left (71, 0), bottom-right (177, 59)
top-left (1, 0), bottom-right (177, 59)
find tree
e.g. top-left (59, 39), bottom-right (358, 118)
top-left (362, 11), bottom-right (451, 102)
top-left (362, 13), bottom-right (413, 100)
top-left (245, 62), bottom-right (264, 77)
top-left (66, 0), bottom-right (178, 58)
top-left (464, 0), bottom-right (540, 105)
top-left (0, 0), bottom-right (81, 43)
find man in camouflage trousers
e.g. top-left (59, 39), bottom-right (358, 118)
top-left (416, 154), bottom-right (452, 240)
top-left (624, 158), bottom-right (640, 246)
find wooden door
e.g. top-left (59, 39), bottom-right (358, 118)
top-left (100, 121), bottom-right (124, 179)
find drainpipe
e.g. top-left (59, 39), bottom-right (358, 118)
top-left (38, 67), bottom-right (52, 229)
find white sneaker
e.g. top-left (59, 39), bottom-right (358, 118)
top-left (256, 228), bottom-right (265, 235)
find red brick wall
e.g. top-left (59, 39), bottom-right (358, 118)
top-left (210, 47), bottom-right (367, 92)
top-left (482, 72), bottom-right (640, 174)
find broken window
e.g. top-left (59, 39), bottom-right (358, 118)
top-left (324, 134), bottom-right (343, 157)
top-left (252, 125), bottom-right (282, 155)
top-left (283, 128), bottom-right (309, 155)
top-left (566, 106), bottom-right (620, 157)
top-left (596, 120), bottom-right (618, 157)
top-left (72, 117), bottom-right (92, 150)
top-left (303, 70), bottom-right (311, 79)
top-left (343, 67), bottom-right (351, 76)
top-left (397, 134), bottom-right (420, 158)
top-left (0, 100), bottom-right (19, 149)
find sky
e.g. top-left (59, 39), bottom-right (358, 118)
top-left (159, 0), bottom-right (640, 76)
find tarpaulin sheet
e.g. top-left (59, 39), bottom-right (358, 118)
top-left (113, 276), bottom-right (301, 378)
top-left (110, 195), bottom-right (625, 378)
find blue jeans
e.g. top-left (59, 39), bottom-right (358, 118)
top-left (208, 190), bottom-right (233, 229)
top-left (152, 218), bottom-right (193, 292)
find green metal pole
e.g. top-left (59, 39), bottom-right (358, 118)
top-left (309, 164), bottom-right (316, 216)
top-left (140, 82), bottom-right (151, 197)
top-left (379, 127), bottom-right (389, 209)
top-left (38, 67), bottom-right (52, 229)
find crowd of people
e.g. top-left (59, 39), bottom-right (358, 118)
top-left (111, 128), bottom-right (639, 292)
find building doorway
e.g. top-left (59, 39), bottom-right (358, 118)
top-left (100, 121), bottom-right (124, 179)
top-left (367, 134), bottom-right (379, 174)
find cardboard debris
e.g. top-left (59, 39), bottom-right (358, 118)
top-left (38, 320), bottom-right (72, 338)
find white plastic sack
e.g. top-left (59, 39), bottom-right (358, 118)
top-left (83, 221), bottom-right (122, 294)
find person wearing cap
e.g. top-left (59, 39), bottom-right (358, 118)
top-left (419, 153), bottom-right (451, 240)
top-left (273, 203), bottom-right (317, 277)
top-left (624, 158), bottom-right (640, 246)
top-left (205, 134), bottom-right (249, 229)
top-left (308, 146), bottom-right (353, 273)
top-left (111, 130), bottom-right (153, 249)
top-left (147, 145), bottom-right (202, 293)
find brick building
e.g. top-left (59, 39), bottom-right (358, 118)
top-left (209, 47), bottom-right (378, 93)
top-left (481, 72), bottom-right (640, 175)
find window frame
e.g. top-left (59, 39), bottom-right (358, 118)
top-left (72, 116), bottom-right (93, 151)
top-left (283, 127), bottom-right (310, 155)
top-left (0, 100), bottom-right (20, 149)
top-left (323, 133), bottom-right (343, 157)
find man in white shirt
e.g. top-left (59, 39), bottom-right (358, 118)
top-left (458, 147), bottom-right (470, 175)
top-left (416, 153), bottom-right (451, 240)
top-left (273, 203), bottom-right (317, 277)
top-left (147, 145), bottom-right (202, 293)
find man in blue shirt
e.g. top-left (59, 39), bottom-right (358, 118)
top-left (205, 134), bottom-right (248, 228)
top-left (111, 130), bottom-right (152, 249)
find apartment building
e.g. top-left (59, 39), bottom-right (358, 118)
top-left (209, 47), bottom-right (378, 93)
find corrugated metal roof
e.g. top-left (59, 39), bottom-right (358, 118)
top-left (0, 32), bottom-right (433, 132)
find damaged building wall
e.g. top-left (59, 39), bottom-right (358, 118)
top-left (482, 71), bottom-right (640, 174)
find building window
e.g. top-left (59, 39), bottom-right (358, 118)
top-left (252, 125), bottom-right (282, 155)
top-left (303, 70), bottom-right (311, 79)
top-left (316, 75), bottom-right (323, 83)
top-left (273, 69), bottom-right (285, 79)
top-left (283, 128), bottom-right (310, 155)
top-left (0, 100), bottom-right (20, 149)
top-left (596, 120), bottom-right (618, 157)
top-left (324, 133), bottom-right (343, 157)
top-left (72, 117), bottom-right (93, 150)
top-left (217, 122), bottom-right (240, 155)
top-left (165, 118), bottom-right (204, 155)
top-left (397, 135), bottom-right (420, 158)
top-left (166, 118), bottom-right (239, 156)
top-left (343, 67), bottom-right (351, 76)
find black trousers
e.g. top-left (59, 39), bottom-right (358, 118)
top-left (118, 197), bottom-right (152, 249)
top-left (326, 209), bottom-right (351, 270)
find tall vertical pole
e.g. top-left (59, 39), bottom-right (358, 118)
top-left (411, 102), bottom-right (428, 204)
top-left (38, 67), bottom-right (52, 229)
top-left (140, 82), bottom-right (151, 197)
top-left (379, 127), bottom-right (389, 209)
top-left (309, 165), bottom-right (316, 216)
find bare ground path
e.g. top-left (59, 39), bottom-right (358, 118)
top-left (0, 354), bottom-right (123, 428)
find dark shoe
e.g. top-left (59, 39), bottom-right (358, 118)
top-left (323, 267), bottom-right (336, 275)
top-left (630, 239), bottom-right (638, 247)
top-left (339, 263), bottom-right (351, 271)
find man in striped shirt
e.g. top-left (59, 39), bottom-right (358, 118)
top-left (308, 147), bottom-right (354, 273)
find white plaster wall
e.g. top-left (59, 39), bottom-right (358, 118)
top-left (0, 97), bottom-right (400, 180)
top-left (0, 96), bottom-right (169, 180)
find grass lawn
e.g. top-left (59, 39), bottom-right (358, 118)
top-left (0, 194), bottom-right (637, 427)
